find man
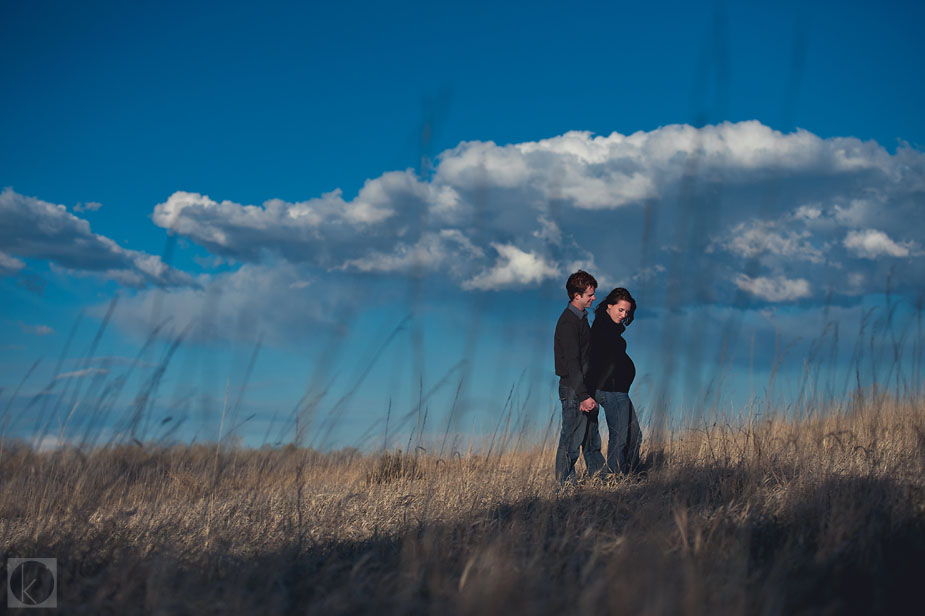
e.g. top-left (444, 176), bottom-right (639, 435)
top-left (553, 270), bottom-right (606, 483)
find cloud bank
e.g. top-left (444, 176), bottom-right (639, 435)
top-left (147, 121), bottom-right (924, 302)
top-left (4, 121), bottom-right (923, 317)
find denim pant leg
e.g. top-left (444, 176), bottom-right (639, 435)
top-left (555, 383), bottom-right (585, 483)
top-left (626, 397), bottom-right (642, 472)
top-left (599, 390), bottom-right (632, 475)
top-left (556, 383), bottom-right (606, 483)
top-left (582, 407), bottom-right (606, 478)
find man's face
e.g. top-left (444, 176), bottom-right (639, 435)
top-left (573, 286), bottom-right (596, 311)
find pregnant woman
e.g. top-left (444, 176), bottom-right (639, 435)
top-left (589, 287), bottom-right (642, 476)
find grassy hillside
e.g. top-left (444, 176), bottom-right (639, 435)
top-left (2, 394), bottom-right (923, 614)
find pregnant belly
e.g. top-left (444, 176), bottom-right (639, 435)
top-left (625, 356), bottom-right (636, 386)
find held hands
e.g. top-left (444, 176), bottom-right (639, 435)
top-left (579, 397), bottom-right (598, 413)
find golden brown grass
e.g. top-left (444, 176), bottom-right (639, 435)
top-left (1, 394), bottom-right (923, 615)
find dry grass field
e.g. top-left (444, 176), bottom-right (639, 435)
top-left (1, 393), bottom-right (923, 615)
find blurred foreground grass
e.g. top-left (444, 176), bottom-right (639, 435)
top-left (1, 393), bottom-right (923, 615)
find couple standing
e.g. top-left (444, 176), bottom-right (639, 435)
top-left (553, 270), bottom-right (642, 483)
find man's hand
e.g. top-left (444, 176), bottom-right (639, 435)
top-left (579, 397), bottom-right (597, 413)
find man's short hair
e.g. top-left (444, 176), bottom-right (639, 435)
top-left (566, 270), bottom-right (597, 300)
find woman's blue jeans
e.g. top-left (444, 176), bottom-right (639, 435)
top-left (596, 390), bottom-right (641, 475)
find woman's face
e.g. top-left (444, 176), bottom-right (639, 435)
top-left (606, 300), bottom-right (633, 325)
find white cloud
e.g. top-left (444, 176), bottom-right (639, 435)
top-left (843, 229), bottom-right (916, 259)
top-left (73, 201), bottom-right (102, 213)
top-left (151, 170), bottom-right (430, 263)
top-left (846, 272), bottom-right (866, 292)
top-left (0, 188), bottom-right (194, 288)
top-left (734, 274), bottom-right (811, 301)
top-left (716, 220), bottom-right (824, 263)
top-left (8, 122), bottom-right (925, 305)
top-left (0, 251), bottom-right (24, 275)
top-left (462, 244), bottom-right (560, 290)
top-left (139, 121), bottom-right (925, 298)
top-left (342, 229), bottom-right (484, 276)
top-left (630, 264), bottom-right (666, 283)
top-left (436, 140), bottom-right (532, 189)
top-left (18, 322), bottom-right (54, 336)
top-left (833, 199), bottom-right (875, 227)
top-left (532, 217), bottom-right (562, 245)
top-left (793, 205), bottom-right (822, 221)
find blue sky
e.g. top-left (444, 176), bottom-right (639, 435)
top-left (2, 0), bottom-right (924, 449)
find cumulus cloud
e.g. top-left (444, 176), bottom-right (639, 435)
top-left (714, 220), bottom-right (824, 263)
top-left (734, 274), bottom-right (811, 301)
top-left (793, 205), bottom-right (823, 221)
top-left (151, 171), bottom-right (433, 263)
top-left (341, 229), bottom-right (486, 279)
top-left (73, 201), bottom-right (102, 213)
top-left (0, 251), bottom-right (25, 275)
top-left (843, 229), bottom-right (917, 259)
top-left (9, 121), bottom-right (925, 313)
top-left (462, 244), bottom-right (560, 290)
top-left (142, 121), bottom-right (925, 303)
top-left (532, 217), bottom-right (562, 245)
top-left (0, 188), bottom-right (195, 288)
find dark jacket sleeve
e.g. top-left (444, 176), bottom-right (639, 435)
top-left (556, 314), bottom-right (591, 400)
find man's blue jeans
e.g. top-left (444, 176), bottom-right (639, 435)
top-left (596, 390), bottom-right (642, 475)
top-left (555, 381), bottom-right (605, 483)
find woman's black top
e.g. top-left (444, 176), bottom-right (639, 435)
top-left (589, 313), bottom-right (635, 393)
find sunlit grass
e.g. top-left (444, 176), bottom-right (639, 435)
top-left (1, 391), bottom-right (922, 614)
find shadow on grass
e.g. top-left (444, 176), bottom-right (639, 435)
top-left (4, 462), bottom-right (923, 615)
